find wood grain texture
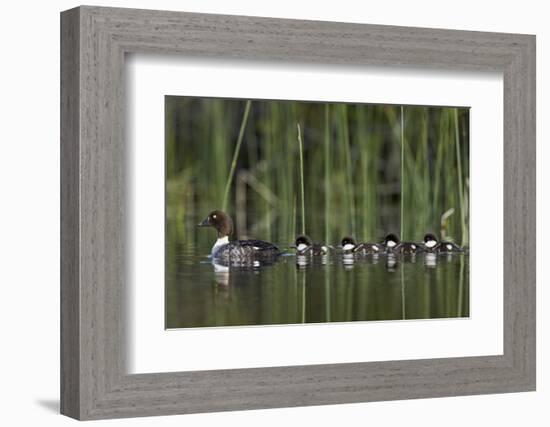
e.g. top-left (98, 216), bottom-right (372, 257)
top-left (60, 7), bottom-right (80, 419)
top-left (60, 5), bottom-right (536, 420)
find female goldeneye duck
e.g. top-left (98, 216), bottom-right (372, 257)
top-left (294, 235), bottom-right (328, 256)
top-left (341, 236), bottom-right (382, 255)
top-left (198, 210), bottom-right (280, 261)
top-left (422, 233), bottom-right (463, 253)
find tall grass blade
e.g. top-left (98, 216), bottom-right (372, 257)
top-left (454, 108), bottom-right (467, 246)
top-left (400, 106), bottom-right (405, 239)
top-left (297, 123), bottom-right (306, 235)
top-left (221, 100), bottom-right (252, 211)
top-left (324, 104), bottom-right (331, 242)
top-left (401, 265), bottom-right (406, 319)
top-left (341, 105), bottom-right (356, 237)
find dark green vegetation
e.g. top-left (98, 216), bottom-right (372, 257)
top-left (165, 96), bottom-right (469, 329)
top-left (166, 97), bottom-right (469, 247)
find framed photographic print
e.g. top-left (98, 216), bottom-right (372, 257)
top-left (61, 5), bottom-right (536, 420)
top-left (164, 97), bottom-right (470, 330)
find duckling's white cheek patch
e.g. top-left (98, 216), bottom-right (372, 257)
top-left (425, 240), bottom-right (436, 248)
top-left (297, 243), bottom-right (308, 251)
top-left (387, 241), bottom-right (396, 247)
top-left (343, 244), bottom-right (355, 251)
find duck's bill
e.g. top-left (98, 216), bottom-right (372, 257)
top-left (198, 217), bottom-right (211, 227)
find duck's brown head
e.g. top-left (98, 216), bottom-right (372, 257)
top-left (198, 210), bottom-right (233, 238)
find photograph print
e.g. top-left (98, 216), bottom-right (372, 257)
top-left (165, 96), bottom-right (469, 329)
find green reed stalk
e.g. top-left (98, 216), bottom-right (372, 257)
top-left (297, 123), bottom-right (306, 235)
top-left (301, 273), bottom-right (306, 323)
top-left (457, 254), bottom-right (465, 316)
top-left (324, 104), bottom-right (330, 322)
top-left (221, 100), bottom-right (251, 211)
top-left (324, 104), bottom-right (331, 242)
top-left (400, 106), bottom-right (405, 239)
top-left (357, 106), bottom-right (370, 240)
top-left (433, 109), bottom-right (446, 235)
top-left (401, 264), bottom-right (406, 319)
top-left (325, 267), bottom-right (331, 322)
top-left (292, 196), bottom-right (297, 242)
top-left (341, 105), bottom-right (356, 237)
top-left (282, 106), bottom-right (296, 242)
top-left (421, 108), bottom-right (434, 231)
top-left (454, 108), bottom-right (467, 246)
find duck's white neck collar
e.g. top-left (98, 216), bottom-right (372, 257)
top-left (212, 236), bottom-right (229, 255)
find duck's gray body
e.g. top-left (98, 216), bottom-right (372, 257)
top-left (212, 238), bottom-right (281, 262)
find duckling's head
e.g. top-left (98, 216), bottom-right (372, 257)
top-left (341, 236), bottom-right (357, 251)
top-left (295, 235), bottom-right (312, 252)
top-left (423, 233), bottom-right (438, 248)
top-left (383, 233), bottom-right (400, 248)
top-left (198, 210), bottom-right (233, 238)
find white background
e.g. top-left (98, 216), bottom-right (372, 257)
top-left (0, 0), bottom-right (547, 426)
top-left (129, 57), bottom-right (503, 373)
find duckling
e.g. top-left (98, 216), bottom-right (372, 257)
top-left (294, 235), bottom-right (329, 256)
top-left (422, 233), bottom-right (463, 254)
top-left (341, 236), bottom-right (359, 254)
top-left (422, 233), bottom-right (439, 253)
top-left (382, 233), bottom-right (421, 254)
top-left (397, 241), bottom-right (422, 255)
top-left (341, 236), bottom-right (382, 255)
top-left (382, 233), bottom-right (400, 253)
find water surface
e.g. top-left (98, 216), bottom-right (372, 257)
top-left (166, 231), bottom-right (469, 329)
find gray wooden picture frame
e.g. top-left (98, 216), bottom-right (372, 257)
top-left (60, 5), bottom-right (536, 420)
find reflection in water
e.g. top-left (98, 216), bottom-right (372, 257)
top-left (212, 262), bottom-right (230, 287)
top-left (296, 254), bottom-right (310, 269)
top-left (295, 253), bottom-right (328, 269)
top-left (424, 253), bottom-right (437, 269)
top-left (385, 254), bottom-right (398, 272)
top-left (166, 241), bottom-right (470, 329)
top-left (296, 255), bottom-right (311, 268)
top-left (342, 253), bottom-right (355, 270)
